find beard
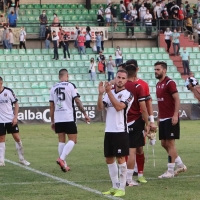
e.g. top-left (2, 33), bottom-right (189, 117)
top-left (155, 73), bottom-right (163, 79)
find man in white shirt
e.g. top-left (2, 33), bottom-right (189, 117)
top-left (105, 5), bottom-right (112, 26)
top-left (144, 9), bottom-right (153, 38)
top-left (19, 26), bottom-right (26, 50)
top-left (115, 46), bottom-right (123, 68)
top-left (139, 4), bottom-right (147, 26)
top-left (127, 0), bottom-right (133, 11)
top-left (0, 77), bottom-right (30, 167)
top-left (97, 6), bottom-right (105, 26)
top-left (50, 69), bottom-right (90, 172)
top-left (154, 1), bottom-right (162, 20)
top-left (97, 70), bottom-right (134, 197)
top-left (120, 0), bottom-right (126, 20)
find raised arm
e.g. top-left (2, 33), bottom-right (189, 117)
top-left (97, 81), bottom-right (105, 111)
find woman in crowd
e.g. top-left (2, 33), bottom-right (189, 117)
top-left (8, 28), bottom-right (14, 50)
top-left (100, 31), bottom-right (104, 52)
top-left (52, 13), bottom-right (60, 27)
top-left (85, 26), bottom-right (92, 48)
top-left (185, 15), bottom-right (194, 40)
top-left (164, 27), bottom-right (172, 53)
top-left (89, 57), bottom-right (96, 81)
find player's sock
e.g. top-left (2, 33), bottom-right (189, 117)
top-left (58, 142), bottom-right (65, 156)
top-left (15, 141), bottom-right (24, 160)
top-left (167, 163), bottom-right (175, 174)
top-left (126, 169), bottom-right (134, 183)
top-left (0, 142), bottom-right (5, 163)
top-left (107, 162), bottom-right (119, 189)
top-left (136, 153), bottom-right (145, 177)
top-left (134, 160), bottom-right (138, 173)
top-left (118, 162), bottom-right (127, 191)
top-left (60, 140), bottom-right (75, 161)
top-left (175, 156), bottom-right (184, 167)
top-left (168, 155), bottom-right (172, 163)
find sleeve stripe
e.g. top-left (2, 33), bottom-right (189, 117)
top-left (166, 80), bottom-right (175, 85)
top-left (138, 97), bottom-right (146, 101)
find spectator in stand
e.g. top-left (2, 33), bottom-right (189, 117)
top-left (124, 10), bottom-right (135, 38)
top-left (167, 0), bottom-right (173, 17)
top-left (52, 30), bottom-right (59, 60)
top-left (145, 0), bottom-right (151, 10)
top-left (172, 29), bottom-right (180, 56)
top-left (74, 25), bottom-right (79, 48)
top-left (180, 47), bottom-right (190, 75)
top-left (52, 13), bottom-right (60, 27)
top-left (97, 51), bottom-right (106, 73)
top-left (164, 27), bottom-right (172, 53)
top-left (172, 9), bottom-right (179, 31)
top-left (120, 0), bottom-right (126, 20)
top-left (106, 55), bottom-right (116, 81)
top-left (100, 31), bottom-right (104, 52)
top-left (8, 10), bottom-right (17, 27)
top-left (161, 6), bottom-right (169, 32)
top-left (96, 31), bottom-right (102, 54)
top-left (105, 4), bottom-right (112, 26)
top-left (7, 0), bottom-right (15, 15)
top-left (19, 26), bottom-right (26, 50)
top-left (89, 58), bottom-right (96, 81)
top-left (130, 6), bottom-right (138, 24)
top-left (170, 1), bottom-right (180, 14)
top-left (62, 30), bottom-right (70, 60)
top-left (185, 15), bottom-right (194, 41)
top-left (77, 31), bottom-right (86, 59)
top-left (115, 46), bottom-right (123, 68)
top-left (192, 6), bottom-right (198, 25)
top-left (152, 0), bottom-right (157, 9)
top-left (197, 22), bottom-right (200, 47)
top-left (127, 0), bottom-right (133, 11)
top-left (139, 3), bottom-right (147, 27)
top-left (0, 14), bottom-right (7, 26)
top-left (180, 3), bottom-right (186, 16)
top-left (2, 25), bottom-right (9, 49)
top-left (178, 4), bottom-right (185, 32)
top-left (45, 25), bottom-right (51, 49)
top-left (85, 26), bottom-right (92, 49)
top-left (161, 0), bottom-right (166, 10)
top-left (14, 0), bottom-right (19, 16)
top-left (39, 10), bottom-right (47, 38)
top-left (97, 5), bottom-right (104, 26)
top-left (198, 0), bottom-right (200, 17)
top-left (144, 9), bottom-right (153, 38)
top-left (185, 1), bottom-right (190, 17)
top-left (111, 5), bottom-right (118, 30)
top-left (8, 28), bottom-right (13, 50)
top-left (154, 1), bottom-right (162, 29)
top-left (58, 26), bottom-right (63, 48)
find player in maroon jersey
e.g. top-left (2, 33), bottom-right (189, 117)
top-left (154, 61), bottom-right (187, 178)
top-left (125, 65), bottom-right (150, 186)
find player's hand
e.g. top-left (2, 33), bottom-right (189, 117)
top-left (172, 115), bottom-right (178, 126)
top-left (12, 117), bottom-right (18, 126)
top-left (150, 122), bottom-right (157, 132)
top-left (188, 83), bottom-right (193, 90)
top-left (105, 82), bottom-right (112, 93)
top-left (84, 114), bottom-right (90, 124)
top-left (51, 123), bottom-right (55, 131)
top-left (144, 125), bottom-right (150, 137)
top-left (98, 81), bottom-right (105, 95)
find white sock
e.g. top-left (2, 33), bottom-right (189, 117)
top-left (0, 142), bottom-right (5, 163)
top-left (167, 163), bottom-right (175, 173)
top-left (134, 160), bottom-right (138, 173)
top-left (175, 156), bottom-right (184, 167)
top-left (108, 162), bottom-right (119, 189)
top-left (15, 141), bottom-right (24, 160)
top-left (60, 140), bottom-right (75, 161)
top-left (138, 173), bottom-right (143, 178)
top-left (126, 169), bottom-right (134, 184)
top-left (118, 162), bottom-right (127, 191)
top-left (58, 142), bottom-right (65, 157)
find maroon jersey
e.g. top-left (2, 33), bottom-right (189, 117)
top-left (156, 76), bottom-right (178, 119)
top-left (125, 81), bottom-right (146, 122)
top-left (136, 79), bottom-right (151, 101)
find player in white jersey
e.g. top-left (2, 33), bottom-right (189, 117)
top-left (0, 77), bottom-right (30, 166)
top-left (49, 69), bottom-right (90, 172)
top-left (97, 70), bottom-right (134, 197)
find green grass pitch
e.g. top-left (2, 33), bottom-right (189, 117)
top-left (0, 121), bottom-right (200, 200)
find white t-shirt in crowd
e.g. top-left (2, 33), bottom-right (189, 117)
top-left (0, 87), bottom-right (18, 123)
top-left (164, 31), bottom-right (172, 39)
top-left (127, 2), bottom-right (133, 11)
top-left (139, 6), bottom-right (147, 18)
top-left (131, 10), bottom-right (138, 19)
top-left (89, 62), bottom-right (96, 73)
top-left (49, 82), bottom-right (79, 123)
top-left (9, 32), bottom-right (14, 43)
top-left (19, 30), bottom-right (26, 41)
top-left (197, 23), bottom-right (200, 34)
top-left (144, 13), bottom-right (153, 25)
top-left (103, 89), bottom-right (134, 133)
top-left (105, 7), bottom-right (111, 18)
top-left (154, 5), bottom-right (162, 18)
top-left (120, 4), bottom-right (126, 13)
top-left (85, 31), bottom-right (91, 41)
top-left (107, 0), bottom-right (111, 5)
top-left (115, 50), bottom-right (123, 59)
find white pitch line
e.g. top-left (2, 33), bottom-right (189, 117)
top-left (0, 181), bottom-right (60, 186)
top-left (5, 159), bottom-right (123, 200)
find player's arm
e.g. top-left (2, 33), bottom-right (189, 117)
top-left (172, 92), bottom-right (180, 125)
top-left (12, 101), bottom-right (19, 126)
top-left (50, 102), bottom-right (55, 124)
top-left (97, 81), bottom-right (105, 111)
top-left (190, 85), bottom-right (200, 101)
top-left (139, 101), bottom-right (149, 127)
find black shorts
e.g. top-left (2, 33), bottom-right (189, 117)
top-left (55, 122), bottom-right (77, 134)
top-left (128, 117), bottom-right (145, 148)
top-left (0, 123), bottom-right (19, 136)
top-left (159, 118), bottom-right (180, 140)
top-left (104, 132), bottom-right (129, 157)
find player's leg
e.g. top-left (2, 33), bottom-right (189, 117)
top-left (57, 132), bottom-right (66, 156)
top-left (0, 132), bottom-right (6, 166)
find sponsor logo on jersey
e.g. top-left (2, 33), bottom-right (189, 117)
top-left (118, 94), bottom-right (122, 99)
top-left (0, 100), bottom-right (8, 103)
top-left (118, 149), bottom-right (121, 153)
top-left (171, 133), bottom-right (174, 136)
top-left (157, 97), bottom-right (164, 101)
top-left (4, 93), bottom-right (7, 97)
top-left (161, 84), bottom-right (164, 89)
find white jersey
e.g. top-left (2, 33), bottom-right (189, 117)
top-left (49, 82), bottom-right (79, 123)
top-left (103, 89), bottom-right (134, 133)
top-left (0, 87), bottom-right (18, 123)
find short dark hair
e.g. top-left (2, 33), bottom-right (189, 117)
top-left (125, 64), bottom-right (137, 77)
top-left (120, 1), bottom-right (123, 3)
top-left (154, 61), bottom-right (167, 70)
top-left (118, 63), bottom-right (126, 69)
top-left (59, 69), bottom-right (68, 78)
top-left (117, 69), bottom-right (128, 76)
top-left (126, 59), bottom-right (138, 68)
top-left (0, 76), bottom-right (3, 81)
